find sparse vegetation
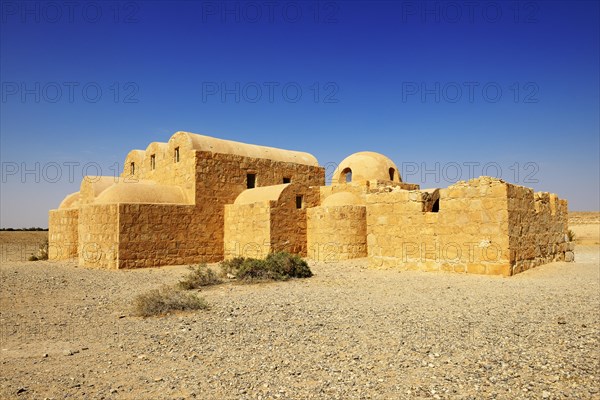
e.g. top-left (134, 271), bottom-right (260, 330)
top-left (28, 240), bottom-right (49, 261)
top-left (178, 264), bottom-right (222, 289)
top-left (132, 286), bottom-right (208, 317)
top-left (220, 252), bottom-right (313, 282)
top-left (567, 229), bottom-right (576, 242)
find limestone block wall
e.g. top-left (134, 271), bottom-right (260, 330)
top-left (224, 184), bottom-right (320, 259)
top-left (224, 203), bottom-right (271, 259)
top-left (307, 205), bottom-right (367, 262)
top-left (367, 177), bottom-right (512, 276)
top-left (269, 186), bottom-right (320, 256)
top-left (48, 208), bottom-right (79, 260)
top-left (117, 204), bottom-right (203, 268)
top-left (78, 204), bottom-right (119, 269)
top-left (195, 152), bottom-right (324, 260)
top-left (319, 180), bottom-right (420, 205)
top-left (507, 185), bottom-right (570, 274)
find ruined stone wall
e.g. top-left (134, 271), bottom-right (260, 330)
top-left (224, 203), bottom-right (271, 259)
top-left (319, 180), bottom-right (420, 205)
top-left (78, 204), bottom-right (119, 269)
top-left (117, 204), bottom-right (202, 268)
top-left (48, 208), bottom-right (78, 260)
top-left (507, 185), bottom-right (570, 274)
top-left (307, 205), bottom-right (367, 262)
top-left (367, 178), bottom-right (511, 276)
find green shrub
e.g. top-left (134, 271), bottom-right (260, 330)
top-left (220, 252), bottom-right (312, 282)
top-left (178, 264), bottom-right (222, 290)
top-left (132, 286), bottom-right (208, 317)
top-left (220, 257), bottom-right (246, 277)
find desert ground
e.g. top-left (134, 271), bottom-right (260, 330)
top-left (0, 214), bottom-right (598, 399)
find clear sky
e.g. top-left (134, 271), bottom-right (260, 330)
top-left (1, 0), bottom-right (598, 228)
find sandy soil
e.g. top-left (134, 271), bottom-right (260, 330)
top-left (0, 232), bottom-right (48, 263)
top-left (0, 221), bottom-right (598, 399)
top-left (569, 213), bottom-right (600, 246)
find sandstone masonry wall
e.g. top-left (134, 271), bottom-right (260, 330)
top-left (307, 205), bottom-right (367, 262)
top-left (507, 185), bottom-right (570, 274)
top-left (48, 208), bottom-right (79, 260)
top-left (78, 204), bottom-right (119, 269)
top-left (367, 178), bottom-right (511, 275)
top-left (224, 203), bottom-right (271, 259)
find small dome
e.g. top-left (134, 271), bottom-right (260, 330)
top-left (322, 192), bottom-right (363, 206)
top-left (332, 152), bottom-right (401, 184)
top-left (95, 181), bottom-right (187, 204)
top-left (58, 192), bottom-right (80, 209)
top-left (234, 184), bottom-right (289, 205)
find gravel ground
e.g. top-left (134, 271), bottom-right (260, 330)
top-left (0, 243), bottom-right (598, 399)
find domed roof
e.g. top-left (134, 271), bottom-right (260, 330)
top-left (58, 192), bottom-right (80, 209)
top-left (170, 132), bottom-right (319, 166)
top-left (322, 192), bottom-right (363, 207)
top-left (233, 184), bottom-right (289, 205)
top-left (332, 152), bottom-right (401, 184)
top-left (94, 181), bottom-right (187, 204)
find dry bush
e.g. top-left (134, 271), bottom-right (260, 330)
top-left (178, 264), bottom-right (222, 290)
top-left (567, 229), bottom-right (576, 242)
top-left (220, 252), bottom-right (312, 282)
top-left (29, 240), bottom-right (49, 261)
top-left (132, 286), bottom-right (208, 317)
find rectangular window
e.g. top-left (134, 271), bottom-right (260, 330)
top-left (296, 195), bottom-right (303, 209)
top-left (174, 147), bottom-right (180, 163)
top-left (130, 162), bottom-right (135, 175)
top-left (150, 154), bottom-right (156, 170)
top-left (247, 173), bottom-right (256, 189)
top-left (283, 177), bottom-right (291, 184)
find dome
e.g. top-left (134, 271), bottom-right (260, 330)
top-left (233, 184), bottom-right (289, 205)
top-left (95, 181), bottom-right (187, 204)
top-left (58, 192), bottom-right (80, 209)
top-left (322, 192), bottom-right (363, 206)
top-left (169, 131), bottom-right (319, 166)
top-left (332, 152), bottom-right (401, 184)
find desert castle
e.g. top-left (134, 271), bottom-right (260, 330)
top-left (49, 132), bottom-right (573, 276)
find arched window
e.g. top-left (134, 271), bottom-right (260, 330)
top-left (130, 162), bottom-right (135, 175)
top-left (340, 168), bottom-right (352, 183)
top-left (389, 168), bottom-right (395, 181)
top-left (431, 198), bottom-right (440, 212)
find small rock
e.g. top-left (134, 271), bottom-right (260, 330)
top-left (42, 353), bottom-right (48, 358)
top-left (16, 387), bottom-right (27, 394)
top-left (565, 251), bottom-right (575, 262)
top-left (63, 349), bottom-right (73, 356)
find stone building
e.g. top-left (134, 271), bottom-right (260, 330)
top-left (49, 132), bottom-right (573, 276)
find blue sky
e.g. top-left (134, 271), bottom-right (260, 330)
top-left (1, 0), bottom-right (599, 228)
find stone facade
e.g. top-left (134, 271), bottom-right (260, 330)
top-left (224, 184), bottom-right (320, 258)
top-left (49, 132), bottom-right (571, 275)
